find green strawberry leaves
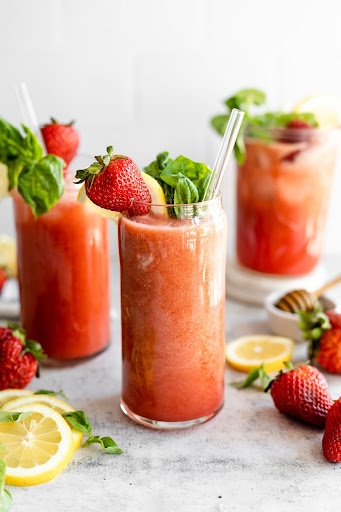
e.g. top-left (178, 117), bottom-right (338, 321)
top-left (62, 411), bottom-right (123, 454)
top-left (7, 323), bottom-right (46, 361)
top-left (297, 302), bottom-right (331, 360)
top-left (74, 146), bottom-right (127, 189)
top-left (0, 118), bottom-right (65, 216)
top-left (0, 459), bottom-right (13, 512)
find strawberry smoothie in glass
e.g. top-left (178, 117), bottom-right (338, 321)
top-left (13, 162), bottom-right (110, 362)
top-left (119, 197), bottom-right (227, 428)
top-left (237, 127), bottom-right (339, 275)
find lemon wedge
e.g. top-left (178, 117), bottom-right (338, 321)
top-left (77, 171), bottom-right (167, 220)
top-left (0, 235), bottom-right (17, 278)
top-left (0, 389), bottom-right (33, 408)
top-left (0, 403), bottom-right (74, 486)
top-left (0, 163), bottom-right (9, 201)
top-left (2, 395), bottom-right (83, 451)
top-left (293, 94), bottom-right (341, 128)
top-left (225, 335), bottom-right (294, 373)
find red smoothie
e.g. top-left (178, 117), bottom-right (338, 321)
top-left (13, 171), bottom-right (110, 361)
top-left (119, 198), bottom-right (227, 426)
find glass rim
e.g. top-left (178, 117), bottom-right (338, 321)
top-left (245, 124), bottom-right (340, 136)
top-left (134, 192), bottom-right (222, 209)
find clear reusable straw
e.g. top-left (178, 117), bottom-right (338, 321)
top-left (203, 108), bottom-right (245, 201)
top-left (15, 81), bottom-right (46, 154)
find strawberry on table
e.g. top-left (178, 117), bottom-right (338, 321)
top-left (41, 117), bottom-right (80, 167)
top-left (0, 324), bottom-right (46, 390)
top-left (234, 363), bottom-right (333, 427)
top-left (75, 146), bottom-right (151, 216)
top-left (322, 397), bottom-right (341, 463)
top-left (298, 304), bottom-right (341, 374)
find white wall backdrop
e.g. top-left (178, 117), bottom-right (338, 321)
top-left (1, 0), bottom-right (341, 256)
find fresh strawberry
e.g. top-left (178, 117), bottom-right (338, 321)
top-left (234, 362), bottom-right (333, 426)
top-left (281, 118), bottom-right (314, 161)
top-left (41, 118), bottom-right (80, 167)
top-left (0, 324), bottom-right (46, 390)
top-left (322, 397), bottom-right (341, 462)
top-left (298, 304), bottom-right (341, 374)
top-left (75, 146), bottom-right (151, 216)
top-left (286, 119), bottom-right (312, 130)
top-left (269, 364), bottom-right (333, 426)
top-left (0, 267), bottom-right (6, 292)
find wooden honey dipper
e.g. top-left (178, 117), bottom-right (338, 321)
top-left (276, 274), bottom-right (341, 313)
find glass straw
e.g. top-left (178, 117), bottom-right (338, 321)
top-left (15, 81), bottom-right (46, 154)
top-left (203, 108), bottom-right (245, 201)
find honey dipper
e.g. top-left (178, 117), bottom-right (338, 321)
top-left (276, 274), bottom-right (341, 313)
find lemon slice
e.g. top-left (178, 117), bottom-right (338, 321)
top-left (0, 163), bottom-right (9, 201)
top-left (0, 403), bottom-right (74, 486)
top-left (2, 395), bottom-right (83, 451)
top-left (225, 335), bottom-right (294, 373)
top-left (293, 94), bottom-right (341, 128)
top-left (77, 172), bottom-right (168, 220)
top-left (0, 389), bottom-right (33, 408)
top-left (0, 235), bottom-right (17, 278)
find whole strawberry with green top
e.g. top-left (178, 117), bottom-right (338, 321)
top-left (0, 324), bottom-right (46, 390)
top-left (298, 304), bottom-right (341, 373)
top-left (75, 146), bottom-right (151, 216)
top-left (322, 397), bottom-right (341, 462)
top-left (234, 362), bottom-right (333, 427)
top-left (41, 118), bottom-right (80, 167)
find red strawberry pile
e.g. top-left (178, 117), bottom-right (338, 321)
top-left (234, 360), bottom-right (341, 463)
top-left (0, 324), bottom-right (46, 390)
top-left (75, 146), bottom-right (151, 216)
top-left (41, 118), bottom-right (80, 168)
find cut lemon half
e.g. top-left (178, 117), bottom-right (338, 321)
top-left (0, 389), bottom-right (33, 407)
top-left (0, 163), bottom-right (9, 201)
top-left (2, 395), bottom-right (83, 450)
top-left (77, 172), bottom-right (167, 220)
top-left (293, 94), bottom-right (341, 128)
top-left (225, 335), bottom-right (294, 373)
top-left (0, 403), bottom-right (74, 486)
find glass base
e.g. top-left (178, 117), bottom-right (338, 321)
top-left (120, 398), bottom-right (223, 430)
top-left (40, 342), bottom-right (110, 368)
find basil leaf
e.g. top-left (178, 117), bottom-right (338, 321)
top-left (160, 156), bottom-right (211, 201)
top-left (0, 412), bottom-right (31, 424)
top-left (226, 88), bottom-right (266, 112)
top-left (62, 411), bottom-right (92, 434)
top-left (174, 175), bottom-right (199, 205)
top-left (82, 435), bottom-right (123, 454)
top-left (143, 151), bottom-right (172, 180)
top-left (21, 125), bottom-right (43, 161)
top-left (230, 367), bottom-right (261, 389)
top-left (0, 459), bottom-right (13, 512)
top-left (18, 155), bottom-right (65, 217)
top-left (34, 389), bottom-right (67, 399)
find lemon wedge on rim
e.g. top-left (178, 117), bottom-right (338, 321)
top-left (77, 171), bottom-right (167, 220)
top-left (0, 389), bottom-right (33, 408)
top-left (0, 235), bottom-right (17, 278)
top-left (293, 94), bottom-right (341, 128)
top-left (226, 335), bottom-right (294, 373)
top-left (0, 403), bottom-right (74, 486)
top-left (2, 395), bottom-right (83, 451)
top-left (0, 163), bottom-right (9, 201)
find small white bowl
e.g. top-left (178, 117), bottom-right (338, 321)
top-left (265, 291), bottom-right (337, 343)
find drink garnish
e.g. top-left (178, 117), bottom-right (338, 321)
top-left (0, 118), bottom-right (64, 216)
top-left (41, 118), bottom-right (80, 167)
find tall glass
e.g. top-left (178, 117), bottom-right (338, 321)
top-left (237, 127), bottom-right (339, 275)
top-left (13, 163), bottom-right (110, 362)
top-left (119, 196), bottom-right (227, 429)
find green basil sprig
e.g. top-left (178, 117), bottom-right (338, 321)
top-left (0, 411), bottom-right (32, 424)
top-left (0, 459), bottom-right (13, 512)
top-left (0, 118), bottom-right (65, 217)
top-left (62, 411), bottom-right (123, 455)
top-left (34, 389), bottom-right (67, 399)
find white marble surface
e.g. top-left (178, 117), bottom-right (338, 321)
top-left (5, 256), bottom-right (341, 512)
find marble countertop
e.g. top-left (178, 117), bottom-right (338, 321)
top-left (6, 256), bottom-right (341, 512)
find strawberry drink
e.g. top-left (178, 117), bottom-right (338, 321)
top-left (0, 118), bottom-right (110, 361)
top-left (75, 149), bottom-right (228, 429)
top-left (237, 127), bottom-right (338, 275)
top-left (211, 89), bottom-right (340, 276)
top-left (13, 169), bottom-right (110, 361)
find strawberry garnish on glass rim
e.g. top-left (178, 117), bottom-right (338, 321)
top-left (41, 117), bottom-right (80, 168)
top-left (74, 146), bottom-right (151, 216)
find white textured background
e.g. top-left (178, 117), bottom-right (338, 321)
top-left (1, 0), bottom-right (341, 256)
